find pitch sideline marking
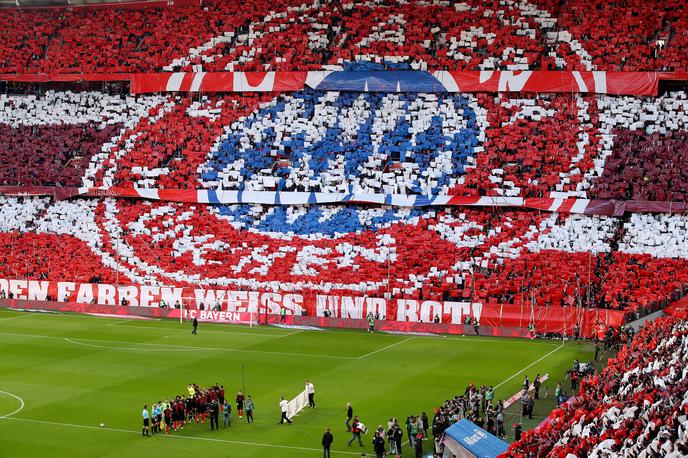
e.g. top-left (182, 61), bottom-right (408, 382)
top-left (493, 343), bottom-right (565, 390)
top-left (0, 391), bottom-right (25, 419)
top-left (0, 417), bottom-right (361, 455)
top-left (0, 331), bottom-right (355, 360)
top-left (357, 336), bottom-right (415, 360)
top-left (0, 313), bottom-right (36, 323)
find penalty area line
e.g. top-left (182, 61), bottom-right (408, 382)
top-left (357, 336), bottom-right (414, 359)
top-left (0, 417), bottom-right (361, 455)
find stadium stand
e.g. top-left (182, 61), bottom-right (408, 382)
top-left (0, 91), bottom-right (163, 186)
top-left (0, 2), bottom-right (685, 317)
top-left (1, 0), bottom-right (688, 456)
top-left (507, 308), bottom-right (688, 457)
top-left (2, 89), bottom-right (687, 202)
top-left (1, 193), bottom-right (687, 322)
top-left (0, 0), bottom-right (686, 74)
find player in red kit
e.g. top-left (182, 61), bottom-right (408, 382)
top-left (236, 391), bottom-right (245, 419)
top-left (163, 401), bottom-right (172, 434)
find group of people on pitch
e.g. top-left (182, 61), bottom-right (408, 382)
top-left (141, 383), bottom-right (255, 437)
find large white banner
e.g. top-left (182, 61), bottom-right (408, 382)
top-left (286, 389), bottom-right (309, 420)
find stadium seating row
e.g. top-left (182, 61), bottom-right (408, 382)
top-left (1, 196), bottom-right (687, 316)
top-left (0, 0), bottom-right (686, 74)
top-left (507, 308), bottom-right (688, 457)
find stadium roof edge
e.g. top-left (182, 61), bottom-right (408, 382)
top-left (0, 0), bottom-right (198, 10)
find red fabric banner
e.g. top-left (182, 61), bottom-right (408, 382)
top-left (0, 278), bottom-right (625, 337)
top-left (0, 296), bottom-right (623, 339)
top-left (1, 70), bottom-right (680, 96)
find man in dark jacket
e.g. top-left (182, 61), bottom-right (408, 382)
top-left (373, 431), bottom-right (386, 458)
top-left (322, 428), bottom-right (334, 458)
top-left (392, 422), bottom-right (404, 456)
top-left (346, 403), bottom-right (353, 431)
top-left (210, 400), bottom-right (219, 430)
top-left (192, 316), bottom-right (198, 335)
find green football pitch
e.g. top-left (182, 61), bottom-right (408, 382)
top-left (0, 308), bottom-right (592, 457)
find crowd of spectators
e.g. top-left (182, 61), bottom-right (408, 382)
top-left (507, 309), bottom-right (688, 457)
top-left (2, 88), bottom-right (687, 203)
top-left (1, 194), bottom-right (688, 318)
top-left (432, 384), bottom-right (503, 438)
top-left (0, 0), bottom-right (686, 74)
top-left (0, 90), bottom-right (162, 187)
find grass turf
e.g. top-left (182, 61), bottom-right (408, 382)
top-left (0, 308), bottom-right (593, 457)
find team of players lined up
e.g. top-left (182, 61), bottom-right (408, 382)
top-left (141, 383), bottom-right (254, 436)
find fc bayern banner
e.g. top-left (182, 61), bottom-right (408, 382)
top-left (0, 70), bottom-right (675, 95)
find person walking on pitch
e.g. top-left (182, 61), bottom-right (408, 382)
top-left (346, 402), bottom-right (353, 431)
top-left (279, 396), bottom-right (292, 424)
top-left (348, 416), bottom-right (364, 447)
top-left (192, 316), bottom-right (198, 335)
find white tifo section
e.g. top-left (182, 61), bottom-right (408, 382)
top-left (0, 91), bottom-right (156, 128)
top-left (0, 197), bottom-right (51, 232)
top-left (619, 214), bottom-right (688, 259)
top-left (526, 214), bottom-right (616, 254)
top-left (0, 197), bottom-right (157, 285)
top-left (286, 389), bottom-right (309, 420)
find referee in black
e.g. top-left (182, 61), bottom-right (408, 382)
top-left (192, 316), bottom-right (198, 335)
